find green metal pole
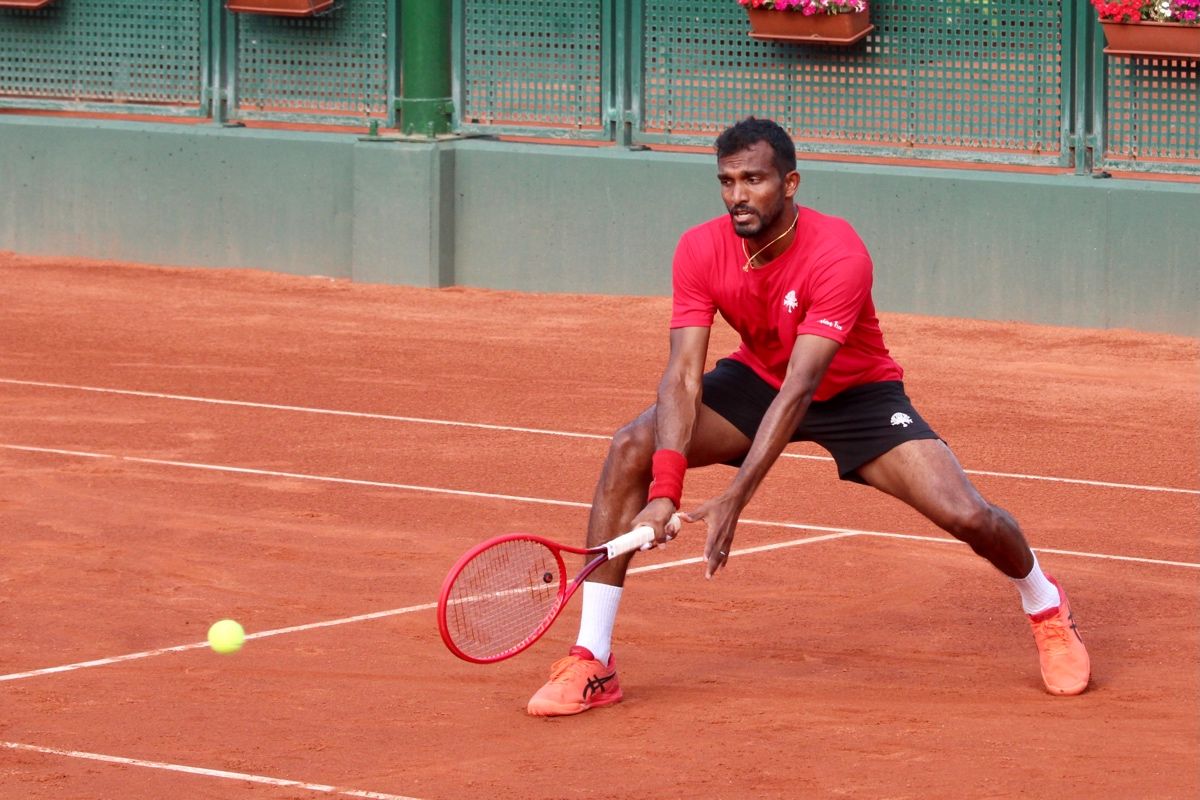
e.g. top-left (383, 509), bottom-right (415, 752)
top-left (397, 0), bottom-right (454, 137)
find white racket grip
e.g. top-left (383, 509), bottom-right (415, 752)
top-left (605, 525), bottom-right (656, 559)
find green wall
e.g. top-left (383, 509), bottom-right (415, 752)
top-left (1, 116), bottom-right (1196, 336)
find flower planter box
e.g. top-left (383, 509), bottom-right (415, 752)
top-left (225, 0), bottom-right (335, 16)
top-left (1099, 20), bottom-right (1200, 59)
top-left (0, 1), bottom-right (58, 9)
top-left (746, 9), bottom-right (873, 45)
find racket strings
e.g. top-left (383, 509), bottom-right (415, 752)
top-left (445, 538), bottom-right (564, 660)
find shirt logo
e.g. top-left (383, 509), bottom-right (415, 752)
top-left (783, 290), bottom-right (798, 313)
top-left (818, 318), bottom-right (843, 331)
top-left (890, 412), bottom-right (914, 428)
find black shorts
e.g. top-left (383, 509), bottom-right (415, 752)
top-left (701, 358), bottom-right (941, 483)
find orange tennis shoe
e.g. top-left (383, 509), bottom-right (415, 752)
top-left (526, 646), bottom-right (622, 717)
top-left (1028, 576), bottom-right (1091, 696)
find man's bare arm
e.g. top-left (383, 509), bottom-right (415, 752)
top-left (685, 333), bottom-right (840, 575)
top-left (654, 326), bottom-right (711, 454)
top-left (627, 326), bottom-right (710, 538)
top-left (724, 334), bottom-right (839, 502)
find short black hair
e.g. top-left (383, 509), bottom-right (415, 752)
top-left (714, 117), bottom-right (797, 178)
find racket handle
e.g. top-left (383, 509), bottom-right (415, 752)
top-left (604, 525), bottom-right (656, 559)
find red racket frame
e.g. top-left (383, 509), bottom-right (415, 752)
top-left (437, 527), bottom-right (654, 663)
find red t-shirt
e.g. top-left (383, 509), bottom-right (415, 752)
top-left (670, 207), bottom-right (902, 402)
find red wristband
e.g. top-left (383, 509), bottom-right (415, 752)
top-left (647, 449), bottom-right (687, 508)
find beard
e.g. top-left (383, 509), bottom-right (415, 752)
top-left (729, 200), bottom-right (785, 238)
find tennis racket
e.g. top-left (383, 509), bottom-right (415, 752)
top-left (437, 525), bottom-right (656, 664)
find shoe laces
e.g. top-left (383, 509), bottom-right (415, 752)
top-left (1033, 615), bottom-right (1071, 656)
top-left (547, 655), bottom-right (594, 684)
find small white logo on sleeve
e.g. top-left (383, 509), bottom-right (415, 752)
top-left (783, 290), bottom-right (798, 313)
top-left (890, 412), bottom-right (914, 428)
top-left (818, 318), bottom-right (843, 331)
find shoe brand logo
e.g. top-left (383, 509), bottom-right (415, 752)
top-left (1068, 610), bottom-right (1083, 643)
top-left (583, 672), bottom-right (615, 699)
top-left (890, 412), bottom-right (913, 428)
top-left (783, 290), bottom-right (798, 314)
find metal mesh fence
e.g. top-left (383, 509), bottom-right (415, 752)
top-left (638, 0), bottom-right (1067, 162)
top-left (456, 0), bottom-right (606, 135)
top-left (0, 1), bottom-right (1195, 173)
top-left (233, 0), bottom-right (389, 121)
top-left (0, 0), bottom-right (203, 110)
top-left (1102, 57), bottom-right (1200, 170)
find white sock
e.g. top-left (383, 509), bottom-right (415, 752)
top-left (1012, 553), bottom-right (1060, 615)
top-left (575, 581), bottom-right (623, 664)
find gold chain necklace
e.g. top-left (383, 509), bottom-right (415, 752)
top-left (741, 209), bottom-right (799, 272)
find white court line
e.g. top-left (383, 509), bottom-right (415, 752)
top-left (633, 530), bottom-right (859, 573)
top-left (0, 600), bottom-right (438, 683)
top-left (2, 742), bottom-right (421, 800)
top-left (0, 529), bottom-right (854, 684)
top-left (0, 444), bottom-right (594, 509)
top-left (0, 524), bottom-right (861, 683)
top-left (1, 377), bottom-right (1195, 495)
top-left (842, 530), bottom-right (1200, 570)
top-left (3, 442), bottom-right (1196, 573)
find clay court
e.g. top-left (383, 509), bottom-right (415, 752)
top-left (1, 252), bottom-right (1197, 799)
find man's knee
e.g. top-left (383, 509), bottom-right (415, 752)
top-left (942, 501), bottom-right (1002, 544)
top-left (606, 416), bottom-right (655, 475)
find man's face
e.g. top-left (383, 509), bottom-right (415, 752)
top-left (717, 140), bottom-right (798, 238)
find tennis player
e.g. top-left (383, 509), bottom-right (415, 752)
top-left (527, 117), bottom-right (1090, 716)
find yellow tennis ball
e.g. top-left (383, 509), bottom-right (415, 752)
top-left (207, 619), bottom-right (245, 654)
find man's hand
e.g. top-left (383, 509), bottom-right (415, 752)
top-left (629, 496), bottom-right (684, 549)
top-left (680, 492), bottom-right (745, 578)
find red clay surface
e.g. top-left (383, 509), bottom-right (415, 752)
top-left (1, 252), bottom-right (1197, 799)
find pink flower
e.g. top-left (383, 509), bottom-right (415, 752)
top-left (744, 0), bottom-right (870, 13)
